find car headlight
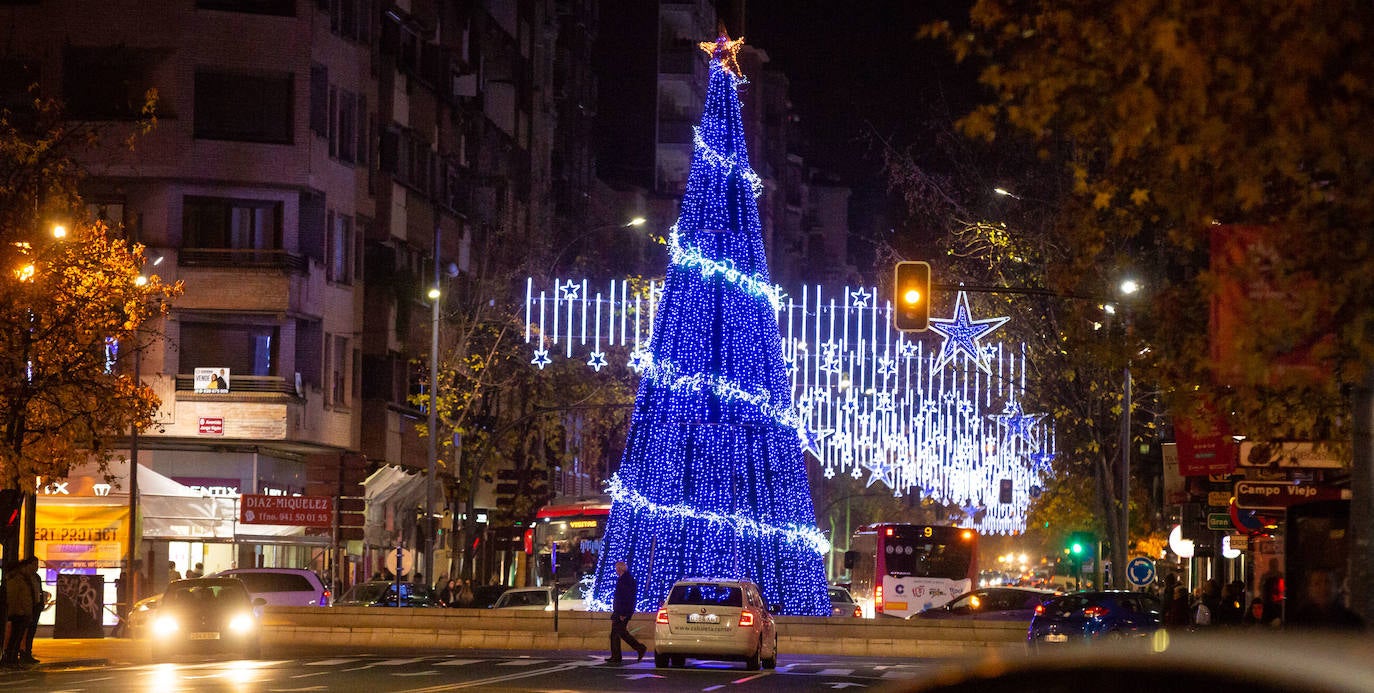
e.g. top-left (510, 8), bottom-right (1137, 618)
top-left (228, 613), bottom-right (256, 633)
top-left (153, 615), bottom-right (180, 637)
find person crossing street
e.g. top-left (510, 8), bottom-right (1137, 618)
top-left (606, 560), bottom-right (646, 664)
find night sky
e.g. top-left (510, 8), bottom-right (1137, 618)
top-left (739, 1), bottom-right (978, 188)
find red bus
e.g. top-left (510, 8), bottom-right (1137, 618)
top-left (845, 524), bottom-right (979, 618)
top-left (524, 495), bottom-right (610, 586)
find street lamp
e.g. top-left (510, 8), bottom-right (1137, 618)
top-left (1117, 277), bottom-right (1140, 588)
top-left (548, 216), bottom-right (649, 270)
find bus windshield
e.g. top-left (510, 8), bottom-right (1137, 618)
top-left (884, 531), bottom-right (975, 578)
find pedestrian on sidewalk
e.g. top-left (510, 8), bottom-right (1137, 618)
top-left (2, 557), bottom-right (39, 668)
top-left (606, 560), bottom-right (646, 664)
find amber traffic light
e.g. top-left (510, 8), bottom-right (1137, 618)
top-left (893, 261), bottom-right (931, 332)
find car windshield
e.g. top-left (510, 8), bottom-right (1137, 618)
top-left (668, 583), bottom-right (743, 607)
top-left (342, 582), bottom-right (395, 603)
top-left (829, 588), bottom-right (854, 603)
top-left (163, 582), bottom-right (249, 609)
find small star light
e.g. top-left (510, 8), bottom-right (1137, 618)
top-left (928, 291), bottom-right (1010, 374)
top-left (587, 350), bottom-right (608, 372)
top-left (559, 280), bottom-right (581, 301)
top-left (531, 348), bottom-right (552, 370)
top-left (849, 287), bottom-right (871, 307)
top-left (698, 32), bottom-right (746, 78)
top-left (797, 422), bottom-right (831, 458)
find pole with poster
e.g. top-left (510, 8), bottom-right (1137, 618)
top-left (551, 541), bottom-right (559, 633)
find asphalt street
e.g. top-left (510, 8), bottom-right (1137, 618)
top-left (9, 641), bottom-right (946, 692)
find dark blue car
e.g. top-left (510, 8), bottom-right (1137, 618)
top-left (1026, 590), bottom-right (1161, 648)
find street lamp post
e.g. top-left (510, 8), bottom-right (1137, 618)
top-left (1117, 278), bottom-right (1140, 589)
top-left (426, 221), bottom-right (441, 589)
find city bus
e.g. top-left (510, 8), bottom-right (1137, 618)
top-left (845, 523), bottom-right (979, 618)
top-left (523, 495), bottom-right (610, 587)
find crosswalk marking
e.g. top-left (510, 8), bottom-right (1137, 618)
top-left (373, 658), bottom-right (427, 666)
top-left (434, 659), bottom-right (482, 666)
top-left (497, 659), bottom-right (548, 666)
top-left (817, 668), bottom-right (855, 676)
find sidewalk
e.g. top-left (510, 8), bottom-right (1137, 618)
top-left (27, 631), bottom-right (145, 670)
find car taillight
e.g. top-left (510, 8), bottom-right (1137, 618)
top-left (1082, 606), bottom-right (1109, 618)
top-left (739, 611), bottom-right (755, 627)
top-left (322, 589), bottom-right (331, 606)
top-left (853, 605), bottom-right (863, 618)
top-left (1034, 604), bottom-right (1046, 616)
top-left (875, 585), bottom-right (884, 613)
top-left (656, 608), bottom-right (669, 625)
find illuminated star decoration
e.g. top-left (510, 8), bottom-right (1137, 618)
top-left (559, 280), bottom-right (581, 301)
top-left (992, 401), bottom-right (1044, 443)
top-left (927, 291), bottom-right (1010, 374)
top-left (587, 350), bottom-right (608, 372)
top-left (531, 347), bottom-right (552, 369)
top-left (697, 32), bottom-right (746, 79)
top-left (849, 287), bottom-right (871, 307)
top-left (797, 422), bottom-right (831, 458)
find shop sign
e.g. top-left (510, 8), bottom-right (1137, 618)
top-left (34, 503), bottom-right (128, 569)
top-left (1239, 442), bottom-right (1346, 470)
top-left (240, 493), bottom-right (333, 527)
top-left (1234, 480), bottom-right (1349, 509)
top-left (198, 417), bottom-right (224, 435)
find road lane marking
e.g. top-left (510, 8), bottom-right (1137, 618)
top-left (290, 672), bottom-right (333, 679)
top-left (497, 659), bottom-right (548, 666)
top-left (434, 659), bottom-right (482, 666)
top-left (374, 658), bottom-right (427, 666)
top-left (396, 662), bottom-right (583, 692)
top-left (305, 659), bottom-right (358, 666)
top-left (731, 673), bottom-right (771, 684)
top-left (394, 671), bottom-right (439, 677)
top-left (817, 668), bottom-right (855, 676)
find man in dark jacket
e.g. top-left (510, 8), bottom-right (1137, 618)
top-left (607, 560), bottom-right (646, 663)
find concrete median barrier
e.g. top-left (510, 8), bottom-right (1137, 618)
top-left (260, 607), bottom-right (1026, 658)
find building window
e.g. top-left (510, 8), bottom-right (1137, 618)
top-left (183, 196), bottom-right (282, 249)
top-left (325, 333), bottom-right (351, 406)
top-left (180, 322), bottom-right (279, 377)
top-left (326, 211), bottom-right (353, 284)
top-left (196, 0), bottom-right (295, 17)
top-left (63, 46), bottom-right (164, 121)
top-left (194, 70), bottom-right (293, 144)
top-left (326, 0), bottom-right (371, 43)
top-left (309, 63), bottom-right (328, 137)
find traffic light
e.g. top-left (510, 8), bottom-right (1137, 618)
top-left (1066, 531), bottom-right (1095, 558)
top-left (892, 261), bottom-right (931, 332)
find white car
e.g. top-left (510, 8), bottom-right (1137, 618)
top-left (489, 585), bottom-right (587, 611)
top-left (209, 568), bottom-right (331, 607)
top-left (653, 578), bottom-right (778, 670)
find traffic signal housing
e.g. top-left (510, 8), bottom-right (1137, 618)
top-left (892, 261), bottom-right (931, 332)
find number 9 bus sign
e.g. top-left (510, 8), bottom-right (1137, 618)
top-left (1126, 557), bottom-right (1156, 587)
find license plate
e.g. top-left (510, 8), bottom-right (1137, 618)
top-left (1043, 633), bottom-right (1068, 643)
top-left (687, 613), bottom-right (719, 624)
top-left (189, 632), bottom-right (221, 640)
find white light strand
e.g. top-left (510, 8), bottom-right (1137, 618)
top-left (692, 126), bottom-right (764, 199)
top-left (604, 474), bottom-right (831, 555)
top-left (667, 228), bottom-right (786, 310)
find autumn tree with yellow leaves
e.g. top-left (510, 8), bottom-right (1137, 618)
top-left (0, 94), bottom-right (179, 561)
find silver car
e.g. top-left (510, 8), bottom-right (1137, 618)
top-left (653, 578), bottom-right (778, 670)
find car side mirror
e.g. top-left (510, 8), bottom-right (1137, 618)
top-left (843, 551), bottom-right (858, 569)
top-left (253, 597), bottom-right (268, 607)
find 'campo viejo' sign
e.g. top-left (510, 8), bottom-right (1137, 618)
top-left (239, 494), bottom-right (333, 527)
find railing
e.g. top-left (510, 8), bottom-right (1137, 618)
top-left (179, 249), bottom-right (308, 274)
top-left (175, 374), bottom-right (301, 397)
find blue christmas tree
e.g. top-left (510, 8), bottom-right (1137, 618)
top-left (591, 35), bottom-right (832, 616)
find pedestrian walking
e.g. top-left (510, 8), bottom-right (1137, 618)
top-left (606, 560), bottom-right (646, 664)
top-left (457, 579), bottom-right (475, 607)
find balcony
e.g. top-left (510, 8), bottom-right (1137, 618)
top-left (175, 374), bottom-right (301, 398)
top-left (179, 248), bottom-right (308, 274)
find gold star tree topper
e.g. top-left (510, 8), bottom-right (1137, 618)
top-left (698, 32), bottom-right (745, 78)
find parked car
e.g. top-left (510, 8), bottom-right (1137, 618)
top-left (209, 567), bottom-right (331, 607)
top-left (911, 587), bottom-right (1058, 621)
top-left (1026, 590), bottom-right (1161, 649)
top-left (829, 586), bottom-right (862, 618)
top-left (469, 584), bottom-right (511, 609)
top-left (487, 585), bottom-right (588, 611)
top-left (653, 578), bottom-right (777, 671)
top-left (147, 577), bottom-right (264, 659)
top-left (334, 580), bottom-right (437, 607)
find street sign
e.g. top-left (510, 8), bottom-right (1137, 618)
top-left (1207, 513), bottom-right (1233, 531)
top-left (1234, 480), bottom-right (1350, 510)
top-left (1126, 557), bottom-right (1156, 587)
